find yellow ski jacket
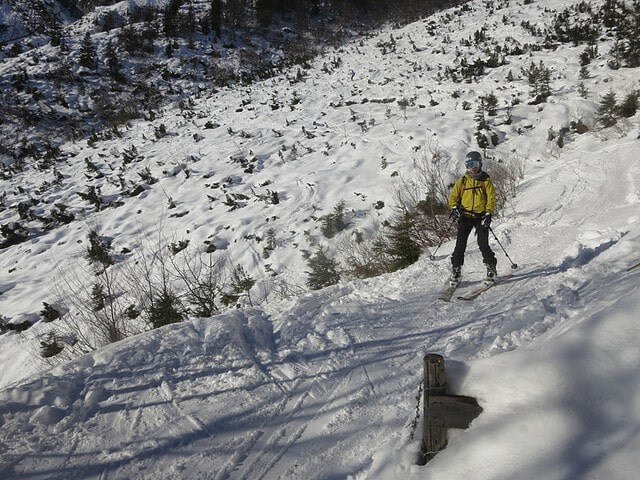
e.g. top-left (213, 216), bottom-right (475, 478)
top-left (448, 172), bottom-right (496, 217)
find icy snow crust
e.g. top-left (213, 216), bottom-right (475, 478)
top-left (1, 0), bottom-right (640, 479)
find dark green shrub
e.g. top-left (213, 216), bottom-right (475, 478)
top-left (149, 289), bottom-right (184, 328)
top-left (306, 246), bottom-right (340, 290)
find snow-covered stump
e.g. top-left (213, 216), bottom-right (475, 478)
top-left (421, 353), bottom-right (482, 464)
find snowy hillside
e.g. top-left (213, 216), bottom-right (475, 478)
top-left (1, 0), bottom-right (640, 478)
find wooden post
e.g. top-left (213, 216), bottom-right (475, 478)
top-left (421, 353), bottom-right (482, 464)
top-left (421, 353), bottom-right (448, 464)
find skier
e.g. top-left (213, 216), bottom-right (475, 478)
top-left (448, 151), bottom-right (497, 284)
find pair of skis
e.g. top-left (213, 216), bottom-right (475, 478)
top-left (440, 258), bottom-right (638, 302)
top-left (438, 274), bottom-right (513, 302)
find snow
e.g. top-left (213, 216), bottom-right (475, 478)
top-left (1, 0), bottom-right (640, 479)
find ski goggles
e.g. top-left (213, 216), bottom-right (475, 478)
top-left (465, 159), bottom-right (481, 170)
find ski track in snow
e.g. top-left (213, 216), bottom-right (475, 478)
top-left (0, 225), bottom-right (637, 479)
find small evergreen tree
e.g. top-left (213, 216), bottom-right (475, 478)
top-left (163, 0), bottom-right (183, 37)
top-left (320, 201), bottom-right (348, 239)
top-left (79, 32), bottom-right (97, 69)
top-left (596, 90), bottom-right (619, 127)
top-left (619, 90), bottom-right (639, 117)
top-left (608, 39), bottom-right (624, 69)
top-left (0, 222), bottom-right (29, 248)
top-left (78, 185), bottom-right (103, 210)
top-left (306, 246), bottom-right (340, 290)
top-left (579, 49), bottom-right (592, 67)
top-left (173, 251), bottom-right (223, 317)
top-left (383, 212), bottom-right (422, 271)
top-left (523, 60), bottom-right (552, 101)
top-left (620, 2), bottom-right (640, 67)
top-left (483, 92), bottom-right (499, 116)
top-left (601, 0), bottom-right (626, 29)
top-left (578, 81), bottom-right (589, 98)
top-left (49, 20), bottom-right (63, 47)
top-left (40, 331), bottom-right (64, 358)
top-left (221, 265), bottom-right (255, 307)
top-left (41, 303), bottom-right (62, 322)
top-left (474, 99), bottom-right (490, 148)
top-left (506, 69), bottom-right (514, 82)
top-left (474, 98), bottom-right (487, 130)
top-left (86, 230), bottom-right (113, 268)
top-left (91, 283), bottom-right (107, 311)
top-left (207, 0), bottom-right (223, 37)
top-left (105, 41), bottom-right (125, 82)
top-left (149, 289), bottom-right (184, 328)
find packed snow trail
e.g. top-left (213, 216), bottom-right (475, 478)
top-left (2, 246), bottom-right (632, 480)
top-left (0, 264), bottom-right (511, 478)
top-left (2, 214), bottom-right (640, 480)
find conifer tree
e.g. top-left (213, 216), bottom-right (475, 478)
top-left (523, 60), bottom-right (552, 101)
top-left (40, 332), bottom-right (64, 358)
top-left (619, 90), bottom-right (639, 118)
top-left (320, 201), bottom-right (348, 239)
top-left (149, 289), bottom-right (184, 328)
top-left (306, 246), bottom-right (340, 290)
top-left (79, 32), bottom-right (97, 69)
top-left (384, 212), bottom-right (422, 271)
top-left (163, 0), bottom-right (183, 37)
top-left (208, 0), bottom-right (223, 37)
top-left (49, 20), bottom-right (63, 47)
top-left (619, 0), bottom-right (640, 67)
top-left (483, 92), bottom-right (499, 116)
top-left (91, 283), bottom-right (106, 312)
top-left (226, 0), bottom-right (248, 29)
top-left (474, 99), bottom-right (489, 148)
top-left (105, 41), bottom-right (125, 82)
top-left (86, 230), bottom-right (113, 268)
top-left (595, 90), bottom-right (619, 127)
top-left (222, 265), bottom-right (255, 307)
top-left (256, 0), bottom-right (275, 28)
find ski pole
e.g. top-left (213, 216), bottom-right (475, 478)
top-left (627, 261), bottom-right (640, 272)
top-left (489, 226), bottom-right (518, 269)
top-left (429, 218), bottom-right (457, 261)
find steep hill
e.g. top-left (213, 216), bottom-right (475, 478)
top-left (1, 1), bottom-right (640, 477)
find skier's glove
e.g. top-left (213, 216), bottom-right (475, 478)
top-left (481, 212), bottom-right (492, 228)
top-left (449, 206), bottom-right (461, 220)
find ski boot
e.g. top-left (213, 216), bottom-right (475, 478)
top-left (484, 263), bottom-right (497, 284)
top-left (450, 265), bottom-right (462, 286)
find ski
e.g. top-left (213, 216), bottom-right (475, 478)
top-left (456, 274), bottom-right (514, 301)
top-left (438, 281), bottom-right (460, 302)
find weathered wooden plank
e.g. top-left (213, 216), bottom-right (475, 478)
top-left (428, 394), bottom-right (483, 429)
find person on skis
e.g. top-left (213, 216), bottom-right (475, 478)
top-left (448, 150), bottom-right (497, 284)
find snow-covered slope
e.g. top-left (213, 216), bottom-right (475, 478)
top-left (1, 0), bottom-right (640, 478)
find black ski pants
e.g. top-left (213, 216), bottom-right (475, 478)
top-left (451, 216), bottom-right (497, 268)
